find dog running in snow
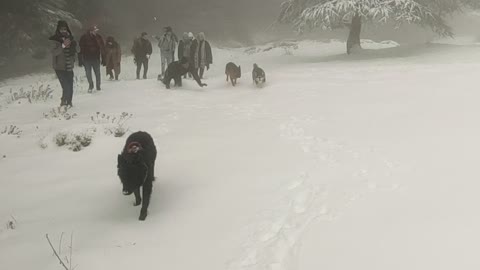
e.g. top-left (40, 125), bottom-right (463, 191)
top-left (117, 131), bottom-right (157, 221)
top-left (225, 62), bottom-right (241, 86)
top-left (252, 63), bottom-right (266, 86)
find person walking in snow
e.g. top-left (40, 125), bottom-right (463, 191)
top-left (178, 32), bottom-right (193, 79)
top-left (190, 32), bottom-right (212, 79)
top-left (49, 20), bottom-right (77, 107)
top-left (156, 27), bottom-right (176, 78)
top-left (79, 25), bottom-right (105, 92)
top-left (105, 36), bottom-right (121, 80)
top-left (131, 32), bottom-right (153, 79)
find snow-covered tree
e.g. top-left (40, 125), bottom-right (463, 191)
top-left (278, 0), bottom-right (480, 54)
top-left (0, 0), bottom-right (80, 59)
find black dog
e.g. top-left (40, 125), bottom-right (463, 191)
top-left (225, 62), bottom-right (241, 86)
top-left (252, 63), bottom-right (266, 85)
top-left (117, 131), bottom-right (157, 221)
top-left (162, 57), bottom-right (207, 89)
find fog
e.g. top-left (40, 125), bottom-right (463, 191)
top-left (96, 0), bottom-right (284, 46)
top-left (94, 0), bottom-right (479, 46)
top-left (1, 0), bottom-right (479, 79)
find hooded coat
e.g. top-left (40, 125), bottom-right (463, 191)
top-left (49, 20), bottom-right (77, 71)
top-left (105, 36), bottom-right (122, 74)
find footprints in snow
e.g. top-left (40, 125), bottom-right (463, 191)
top-left (229, 116), bottom-right (401, 270)
top-left (229, 173), bottom-right (331, 270)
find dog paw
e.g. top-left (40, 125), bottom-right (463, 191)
top-left (138, 213), bottom-right (147, 221)
top-left (139, 210), bottom-right (148, 221)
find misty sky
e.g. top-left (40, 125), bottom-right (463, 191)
top-left (99, 0), bottom-right (284, 44)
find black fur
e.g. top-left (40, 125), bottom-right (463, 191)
top-left (225, 62), bottom-right (241, 86)
top-left (252, 63), bottom-right (266, 85)
top-left (162, 57), bottom-right (207, 89)
top-left (117, 131), bottom-right (157, 221)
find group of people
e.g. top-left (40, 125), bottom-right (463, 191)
top-left (49, 20), bottom-right (213, 108)
top-left (49, 21), bottom-right (122, 107)
top-left (131, 26), bottom-right (213, 81)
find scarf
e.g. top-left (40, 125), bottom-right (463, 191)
top-left (195, 41), bottom-right (207, 69)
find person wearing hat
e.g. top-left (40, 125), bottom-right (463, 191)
top-left (131, 32), bottom-right (153, 79)
top-left (155, 26), bottom-right (178, 79)
top-left (178, 32), bottom-right (193, 79)
top-left (79, 25), bottom-right (105, 92)
top-left (49, 20), bottom-right (77, 107)
top-left (190, 32), bottom-right (213, 79)
top-left (105, 36), bottom-right (122, 80)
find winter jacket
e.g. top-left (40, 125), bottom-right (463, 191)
top-left (49, 22), bottom-right (77, 71)
top-left (105, 37), bottom-right (122, 69)
top-left (79, 32), bottom-right (105, 62)
top-left (132, 38), bottom-right (153, 59)
top-left (190, 39), bottom-right (213, 67)
top-left (158, 34), bottom-right (176, 53)
top-left (178, 39), bottom-right (192, 60)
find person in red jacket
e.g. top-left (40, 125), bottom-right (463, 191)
top-left (79, 25), bottom-right (105, 92)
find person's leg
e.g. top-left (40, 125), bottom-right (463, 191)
top-left (84, 61), bottom-right (94, 90)
top-left (115, 64), bottom-right (121, 80)
top-left (136, 58), bottom-right (142, 79)
top-left (106, 64), bottom-right (113, 79)
top-left (55, 70), bottom-right (67, 105)
top-left (66, 71), bottom-right (74, 106)
top-left (92, 59), bottom-right (101, 90)
top-left (199, 67), bottom-right (205, 79)
top-left (166, 54), bottom-right (173, 69)
top-left (143, 58), bottom-right (149, 79)
top-left (161, 54), bottom-right (166, 76)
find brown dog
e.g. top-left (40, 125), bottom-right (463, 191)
top-left (225, 62), bottom-right (241, 86)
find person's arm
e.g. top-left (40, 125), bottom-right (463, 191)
top-left (147, 41), bottom-right (153, 55)
top-left (99, 35), bottom-right (106, 65)
top-left (190, 66), bottom-right (207, 87)
top-left (206, 41), bottom-right (213, 64)
top-left (78, 35), bottom-right (84, 54)
top-left (70, 40), bottom-right (77, 64)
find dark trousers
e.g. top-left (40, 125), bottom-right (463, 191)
top-left (84, 59), bottom-right (101, 90)
top-left (55, 70), bottom-right (74, 106)
top-left (136, 57), bottom-right (149, 79)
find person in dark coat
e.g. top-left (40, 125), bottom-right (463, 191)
top-left (79, 25), bottom-right (105, 92)
top-left (190, 32), bottom-right (212, 79)
top-left (132, 32), bottom-right (153, 79)
top-left (177, 32), bottom-right (193, 79)
top-left (49, 20), bottom-right (77, 107)
top-left (105, 36), bottom-right (121, 80)
top-left (163, 57), bottom-right (207, 89)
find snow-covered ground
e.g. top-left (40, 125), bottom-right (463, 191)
top-left (1, 39), bottom-right (480, 270)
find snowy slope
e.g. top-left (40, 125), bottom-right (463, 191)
top-left (1, 39), bottom-right (480, 270)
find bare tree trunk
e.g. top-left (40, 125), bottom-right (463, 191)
top-left (347, 13), bottom-right (361, 54)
